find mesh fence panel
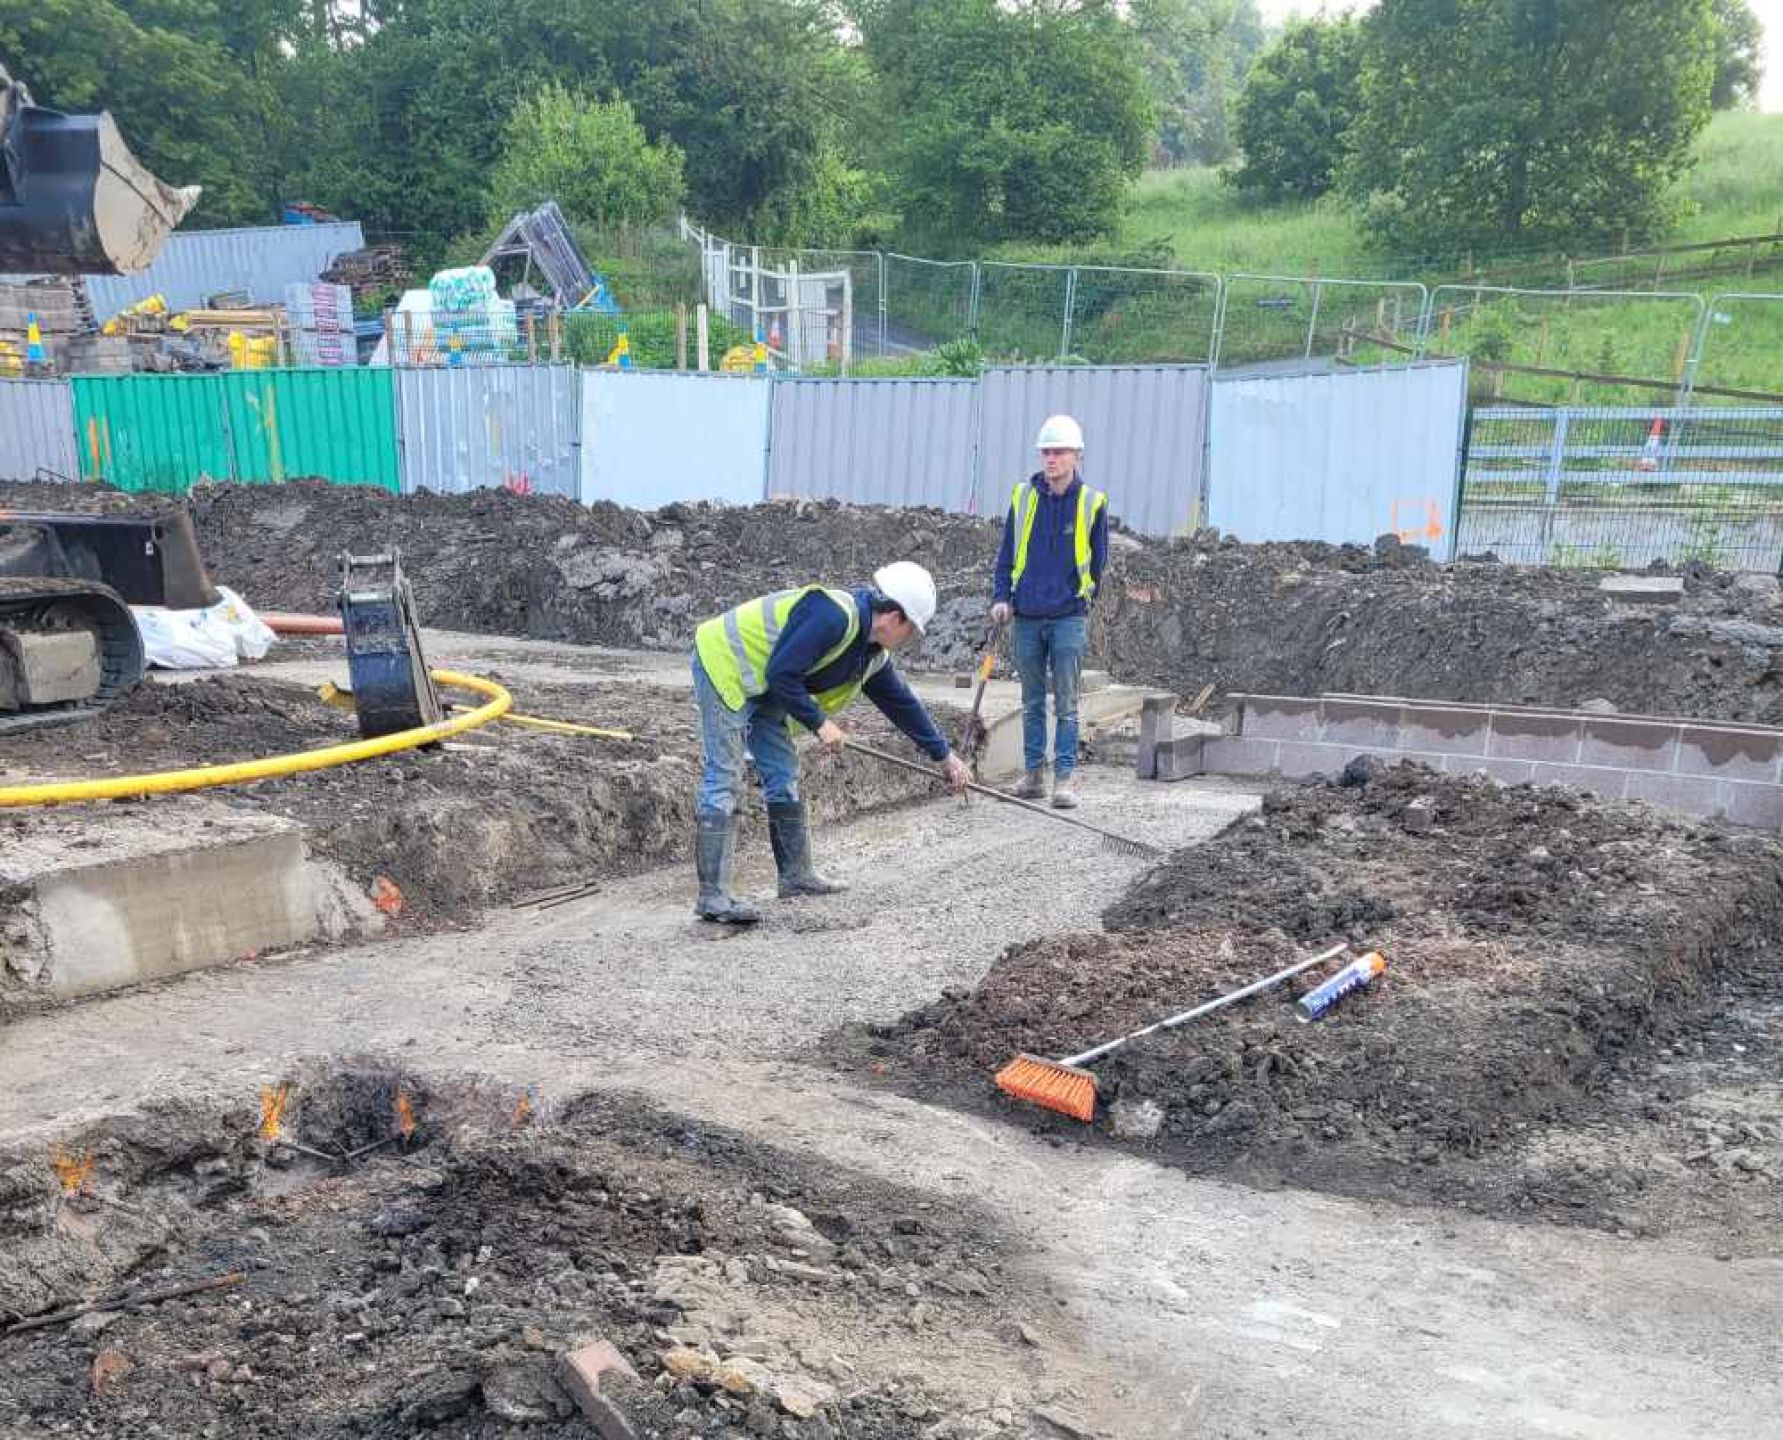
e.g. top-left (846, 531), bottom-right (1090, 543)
top-left (883, 254), bottom-right (975, 354)
top-left (1457, 405), bottom-right (1783, 570)
top-left (1690, 293), bottom-right (1783, 404)
top-left (1215, 276), bottom-right (1427, 369)
top-left (1067, 267), bottom-right (1220, 364)
top-left (974, 262), bottom-right (1070, 361)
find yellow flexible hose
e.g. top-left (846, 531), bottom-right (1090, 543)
top-left (0, 670), bottom-right (512, 810)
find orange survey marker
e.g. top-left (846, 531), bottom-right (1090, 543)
top-left (994, 943), bottom-right (1352, 1122)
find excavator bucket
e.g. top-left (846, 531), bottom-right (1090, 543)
top-left (0, 66), bottom-right (199, 276)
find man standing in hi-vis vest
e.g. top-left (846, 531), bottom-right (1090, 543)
top-left (989, 414), bottom-right (1109, 810)
top-left (690, 562), bottom-right (973, 925)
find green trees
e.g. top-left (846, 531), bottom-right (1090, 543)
top-left (1341, 0), bottom-right (1718, 255)
top-left (488, 86), bottom-right (683, 230)
top-left (854, 0), bottom-right (1153, 248)
top-left (1709, 0), bottom-right (1764, 110)
top-left (1130, 0), bottom-right (1267, 167)
top-left (1229, 17), bottom-right (1362, 200)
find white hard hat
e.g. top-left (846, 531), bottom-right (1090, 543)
top-left (1035, 414), bottom-right (1084, 451)
top-left (873, 561), bottom-right (938, 634)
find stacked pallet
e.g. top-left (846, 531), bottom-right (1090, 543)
top-left (321, 246), bottom-right (409, 302)
top-left (0, 276), bottom-right (93, 373)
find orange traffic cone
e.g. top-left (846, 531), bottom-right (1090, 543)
top-left (1635, 415), bottom-right (1664, 472)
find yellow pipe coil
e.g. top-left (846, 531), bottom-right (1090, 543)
top-left (0, 670), bottom-right (512, 810)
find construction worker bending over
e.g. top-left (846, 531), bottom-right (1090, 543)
top-left (691, 562), bottom-right (973, 925)
top-left (990, 414), bottom-right (1109, 809)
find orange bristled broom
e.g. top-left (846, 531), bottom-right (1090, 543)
top-left (994, 942), bottom-right (1352, 1121)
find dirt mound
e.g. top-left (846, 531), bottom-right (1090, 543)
top-left (0, 1070), bottom-right (1036, 1439)
top-left (838, 766), bottom-right (1783, 1233)
top-left (0, 671), bottom-right (949, 938)
top-left (14, 479), bottom-right (1783, 722)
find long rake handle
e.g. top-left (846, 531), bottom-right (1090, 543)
top-left (1061, 942), bottom-right (1349, 1068)
top-left (842, 740), bottom-right (1156, 853)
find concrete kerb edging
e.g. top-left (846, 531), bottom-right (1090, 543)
top-left (1141, 690), bottom-right (1783, 831)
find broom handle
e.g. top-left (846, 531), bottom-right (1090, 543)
top-left (841, 740), bottom-right (1144, 849)
top-left (1060, 943), bottom-right (1348, 1068)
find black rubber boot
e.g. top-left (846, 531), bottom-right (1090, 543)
top-left (768, 801), bottom-right (847, 899)
top-left (693, 811), bottom-right (760, 924)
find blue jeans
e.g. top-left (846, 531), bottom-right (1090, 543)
top-left (693, 656), bottom-right (801, 815)
top-left (1012, 614), bottom-right (1087, 776)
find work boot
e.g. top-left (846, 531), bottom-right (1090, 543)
top-left (768, 801), bottom-right (847, 899)
top-left (1051, 771), bottom-right (1081, 809)
top-left (1014, 768), bottom-right (1047, 800)
top-left (693, 811), bottom-right (760, 925)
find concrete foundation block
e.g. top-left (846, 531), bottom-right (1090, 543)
top-left (1525, 761), bottom-right (1623, 800)
top-left (1722, 782), bottom-right (1783, 830)
top-left (0, 628), bottom-right (101, 706)
top-left (1137, 694), bottom-right (1176, 779)
top-left (1152, 734), bottom-right (1206, 782)
top-left (1622, 771), bottom-right (1724, 816)
top-left (1, 803), bottom-right (322, 1001)
top-left (1486, 713), bottom-right (1584, 763)
top-left (1580, 718), bottom-right (1682, 773)
top-left (1398, 706), bottom-right (1491, 757)
top-left (1201, 736), bottom-right (1282, 777)
top-left (1239, 697), bottom-right (1323, 743)
top-left (1319, 699), bottom-right (1404, 748)
top-left (1675, 725), bottom-right (1783, 783)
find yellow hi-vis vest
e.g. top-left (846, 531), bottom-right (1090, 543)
top-left (1008, 480), bottom-right (1108, 600)
top-left (694, 585), bottom-right (888, 717)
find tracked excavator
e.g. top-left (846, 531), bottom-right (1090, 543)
top-left (1, 61), bottom-right (206, 732)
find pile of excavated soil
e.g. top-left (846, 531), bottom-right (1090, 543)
top-left (0, 672), bottom-right (950, 929)
top-left (12, 479), bottom-right (1783, 721)
top-left (831, 764), bottom-right (1783, 1238)
top-left (0, 1070), bottom-right (1045, 1440)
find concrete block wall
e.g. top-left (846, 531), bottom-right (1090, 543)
top-left (1164, 692), bottom-right (1783, 830)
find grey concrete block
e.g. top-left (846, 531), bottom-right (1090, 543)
top-left (1081, 669), bottom-right (1113, 694)
top-left (1721, 782), bottom-right (1783, 831)
top-left (1580, 718), bottom-right (1682, 774)
top-left (1675, 725), bottom-right (1783, 783)
top-left (1599, 574), bottom-right (1684, 603)
top-left (1, 628), bottom-right (101, 705)
top-left (1486, 713), bottom-right (1583, 763)
top-left (1152, 734), bottom-right (1206, 782)
top-left (1622, 771), bottom-right (1723, 817)
top-left (1449, 757), bottom-right (1537, 786)
top-left (1201, 735), bottom-right (1282, 776)
top-left (1240, 697), bottom-right (1323, 742)
top-left (1275, 740), bottom-right (1393, 777)
top-left (1526, 761), bottom-right (1622, 800)
top-left (1319, 698), bottom-right (1404, 748)
top-left (1137, 694), bottom-right (1175, 779)
top-left (1398, 705), bottom-right (1491, 757)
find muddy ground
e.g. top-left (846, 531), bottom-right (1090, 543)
top-left (0, 669), bottom-right (951, 934)
top-left (12, 478), bottom-right (1783, 722)
top-left (0, 1068), bottom-right (1056, 1440)
top-left (830, 763), bottom-right (1783, 1251)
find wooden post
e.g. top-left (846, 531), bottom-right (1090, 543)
top-left (1536, 313), bottom-right (1550, 368)
top-left (526, 313), bottom-right (538, 365)
top-left (1439, 307), bottom-right (1452, 347)
top-left (676, 304), bottom-right (688, 370)
top-left (548, 311), bottom-right (562, 363)
top-left (787, 258), bottom-right (803, 368)
top-left (402, 311), bottom-right (415, 368)
top-left (383, 311), bottom-right (394, 363)
top-left (696, 303), bottom-right (710, 372)
top-left (1672, 329), bottom-right (1691, 384)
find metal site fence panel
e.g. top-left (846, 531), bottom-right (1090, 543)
top-left (1426, 285), bottom-right (1707, 408)
top-left (1565, 233), bottom-right (1783, 293)
top-left (1456, 405), bottom-right (1783, 571)
top-left (767, 377), bottom-right (978, 510)
top-left (579, 370), bottom-right (770, 510)
top-left (1208, 361), bottom-right (1468, 556)
top-left (0, 378), bottom-right (78, 481)
top-left (1212, 275), bottom-right (1429, 370)
top-left (1688, 293), bottom-right (1783, 405)
top-left (973, 262), bottom-right (1074, 361)
top-left (883, 253), bottom-right (976, 355)
top-left (976, 365), bottom-right (1211, 535)
top-left (758, 248), bottom-right (887, 363)
top-left (1067, 266), bottom-right (1221, 365)
top-left (395, 367), bottom-right (581, 499)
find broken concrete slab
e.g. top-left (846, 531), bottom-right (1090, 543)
top-left (0, 802), bottom-right (349, 1001)
top-left (1599, 574), bottom-right (1685, 604)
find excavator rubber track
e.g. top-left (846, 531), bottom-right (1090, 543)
top-left (0, 575), bottom-right (144, 736)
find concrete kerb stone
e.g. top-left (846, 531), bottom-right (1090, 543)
top-left (557, 1339), bottom-right (643, 1440)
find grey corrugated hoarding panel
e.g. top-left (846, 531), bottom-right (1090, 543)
top-left (395, 368), bottom-right (580, 499)
top-left (1207, 360), bottom-right (1468, 558)
top-left (0, 378), bottom-right (78, 480)
top-left (975, 365), bottom-right (1210, 536)
top-left (766, 378), bottom-right (978, 511)
top-left (580, 371), bottom-right (771, 508)
top-left (18, 223), bottom-right (368, 318)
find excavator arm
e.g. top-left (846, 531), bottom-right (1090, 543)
top-left (0, 63), bottom-right (199, 275)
